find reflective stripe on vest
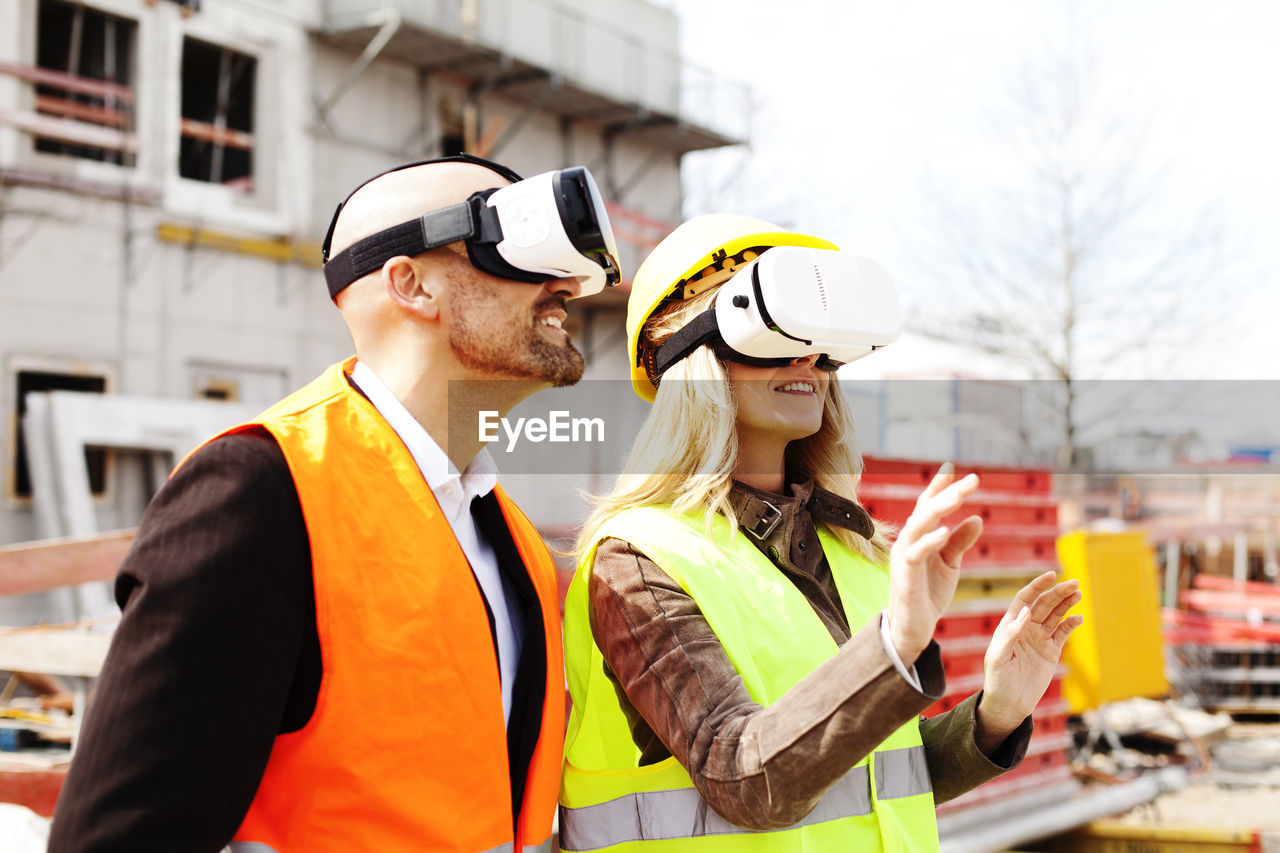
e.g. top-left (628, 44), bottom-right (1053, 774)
top-left (875, 745), bottom-right (931, 800)
top-left (559, 765), bottom-right (870, 851)
top-left (560, 748), bottom-right (931, 852)
top-left (230, 842), bottom-right (542, 853)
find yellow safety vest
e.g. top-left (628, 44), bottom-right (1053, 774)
top-left (560, 506), bottom-right (940, 852)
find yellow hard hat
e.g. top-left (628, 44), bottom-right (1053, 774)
top-left (626, 214), bottom-right (839, 401)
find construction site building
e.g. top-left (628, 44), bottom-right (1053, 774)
top-left (0, 0), bottom-right (747, 595)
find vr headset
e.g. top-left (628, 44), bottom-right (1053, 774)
top-left (654, 246), bottom-right (902, 376)
top-left (323, 156), bottom-right (621, 301)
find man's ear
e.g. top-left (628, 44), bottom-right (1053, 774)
top-left (382, 256), bottom-right (440, 321)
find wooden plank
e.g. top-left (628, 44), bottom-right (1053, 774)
top-left (1051, 821), bottom-right (1269, 853)
top-left (35, 94), bottom-right (127, 128)
top-left (0, 630), bottom-right (113, 677)
top-left (179, 117), bottom-right (253, 150)
top-left (156, 222), bottom-right (322, 267)
top-left (0, 107), bottom-right (138, 152)
top-left (0, 530), bottom-right (134, 598)
top-left (0, 60), bottom-right (133, 102)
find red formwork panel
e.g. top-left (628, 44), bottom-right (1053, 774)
top-left (0, 764), bottom-right (66, 818)
top-left (940, 646), bottom-right (987, 680)
top-left (1192, 574), bottom-right (1280, 596)
top-left (936, 610), bottom-right (1004, 640)
top-left (968, 539), bottom-right (1059, 566)
top-left (861, 457), bottom-right (1054, 496)
top-left (860, 457), bottom-right (1059, 571)
top-left (1033, 707), bottom-right (1070, 739)
top-left (857, 493), bottom-right (1058, 530)
top-left (1180, 588), bottom-right (1280, 618)
top-left (1164, 608), bottom-right (1280, 645)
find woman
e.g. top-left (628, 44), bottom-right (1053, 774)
top-left (560, 215), bottom-right (1083, 851)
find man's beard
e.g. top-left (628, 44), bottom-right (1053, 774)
top-left (448, 284), bottom-right (585, 387)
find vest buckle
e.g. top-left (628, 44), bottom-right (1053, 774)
top-left (746, 499), bottom-right (782, 540)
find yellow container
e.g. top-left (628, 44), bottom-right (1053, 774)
top-left (1056, 530), bottom-right (1168, 713)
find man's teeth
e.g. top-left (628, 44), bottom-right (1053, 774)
top-left (538, 316), bottom-right (563, 329)
top-left (778, 382), bottom-right (815, 393)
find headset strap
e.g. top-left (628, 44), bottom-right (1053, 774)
top-left (653, 309), bottom-right (721, 377)
top-left (321, 153), bottom-right (523, 262)
top-left (323, 197), bottom-right (502, 301)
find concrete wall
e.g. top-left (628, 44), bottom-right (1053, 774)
top-left (322, 0), bottom-right (689, 123)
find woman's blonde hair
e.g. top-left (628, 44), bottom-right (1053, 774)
top-left (575, 285), bottom-right (893, 562)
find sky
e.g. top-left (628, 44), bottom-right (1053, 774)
top-left (661, 0), bottom-right (1280, 380)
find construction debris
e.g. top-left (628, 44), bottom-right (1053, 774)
top-left (1098, 697), bottom-right (1233, 747)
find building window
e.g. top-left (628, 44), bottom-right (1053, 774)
top-left (12, 370), bottom-right (108, 498)
top-left (189, 362), bottom-right (286, 407)
top-left (179, 37), bottom-right (256, 190)
top-left (31, 0), bottom-right (137, 165)
top-left (195, 378), bottom-right (238, 401)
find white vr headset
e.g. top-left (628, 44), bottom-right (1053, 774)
top-left (654, 246), bottom-right (902, 376)
top-left (324, 157), bottom-right (621, 301)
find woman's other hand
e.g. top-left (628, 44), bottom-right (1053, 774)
top-left (975, 572), bottom-right (1083, 753)
top-left (886, 462), bottom-right (984, 664)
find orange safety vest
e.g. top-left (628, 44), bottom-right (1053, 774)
top-left (204, 358), bottom-right (563, 853)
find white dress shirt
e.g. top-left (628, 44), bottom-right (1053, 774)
top-left (351, 361), bottom-right (523, 724)
top-left (880, 609), bottom-right (923, 691)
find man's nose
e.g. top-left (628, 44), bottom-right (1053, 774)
top-left (546, 275), bottom-right (582, 300)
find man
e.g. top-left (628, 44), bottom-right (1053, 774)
top-left (49, 155), bottom-right (613, 852)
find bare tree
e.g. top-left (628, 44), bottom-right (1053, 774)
top-left (679, 98), bottom-right (812, 227)
top-left (910, 45), bottom-right (1230, 468)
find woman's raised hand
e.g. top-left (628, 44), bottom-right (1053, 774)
top-left (886, 463), bottom-right (984, 664)
top-left (975, 572), bottom-right (1083, 749)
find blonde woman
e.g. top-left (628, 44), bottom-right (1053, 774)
top-left (558, 215), bottom-right (1083, 852)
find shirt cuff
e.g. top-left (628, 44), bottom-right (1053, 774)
top-left (879, 609), bottom-right (923, 692)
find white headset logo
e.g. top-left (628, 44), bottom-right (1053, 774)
top-left (505, 196), bottom-right (551, 247)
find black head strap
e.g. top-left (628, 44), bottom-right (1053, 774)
top-left (653, 309), bottom-right (721, 378)
top-left (323, 196), bottom-right (506, 300)
top-left (321, 154), bottom-right (523, 300)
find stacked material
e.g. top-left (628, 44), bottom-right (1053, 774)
top-left (858, 458), bottom-right (1079, 822)
top-left (1165, 575), bottom-right (1280, 713)
top-left (0, 532), bottom-right (123, 818)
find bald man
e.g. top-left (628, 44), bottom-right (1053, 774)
top-left (49, 155), bottom-right (600, 853)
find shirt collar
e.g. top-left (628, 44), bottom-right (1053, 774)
top-left (350, 360), bottom-right (498, 502)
